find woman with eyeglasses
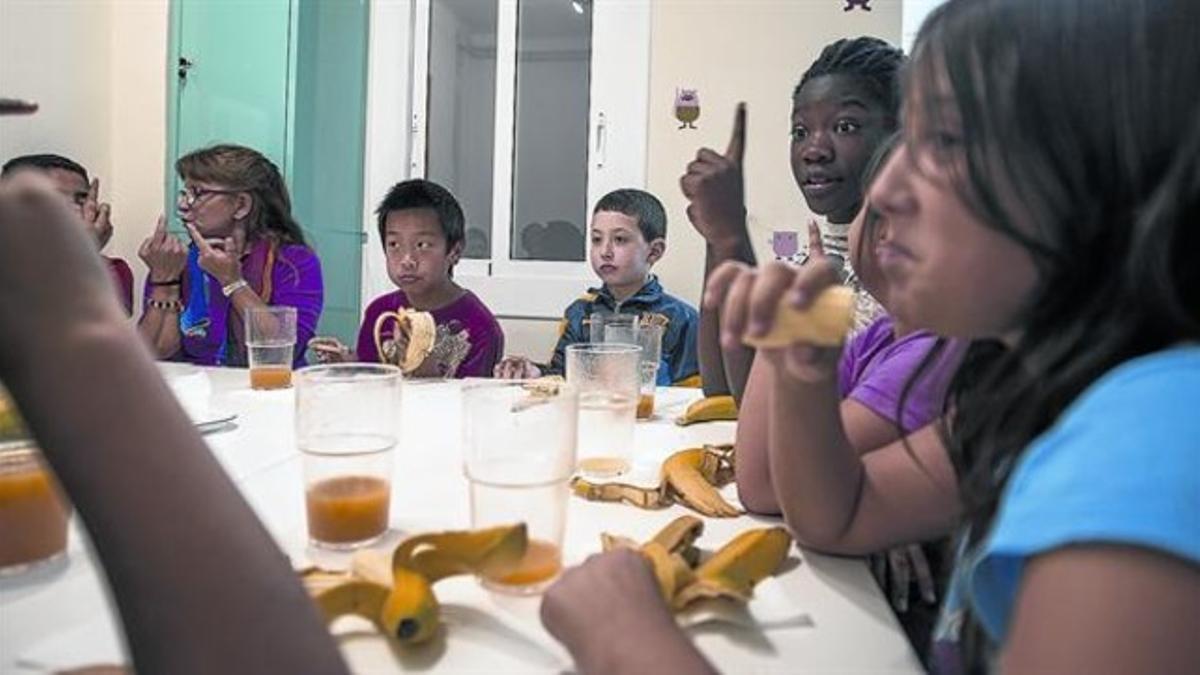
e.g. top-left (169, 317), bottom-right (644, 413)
top-left (137, 144), bottom-right (324, 367)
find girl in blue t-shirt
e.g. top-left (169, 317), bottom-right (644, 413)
top-left (539, 1), bottom-right (1200, 673)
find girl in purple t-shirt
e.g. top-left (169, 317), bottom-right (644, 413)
top-left (309, 180), bottom-right (503, 379)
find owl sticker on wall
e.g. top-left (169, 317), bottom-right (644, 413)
top-left (675, 88), bottom-right (700, 129)
top-left (771, 231), bottom-right (803, 264)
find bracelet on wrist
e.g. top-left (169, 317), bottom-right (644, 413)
top-left (221, 279), bottom-right (249, 298)
top-left (147, 298), bottom-right (183, 313)
top-left (148, 277), bottom-right (182, 287)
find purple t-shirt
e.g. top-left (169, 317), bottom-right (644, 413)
top-left (837, 315), bottom-right (961, 432)
top-left (355, 289), bottom-right (504, 379)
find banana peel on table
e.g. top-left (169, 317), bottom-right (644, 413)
top-left (675, 395), bottom-right (738, 426)
top-left (572, 444), bottom-right (742, 518)
top-left (602, 515), bottom-right (792, 612)
top-left (299, 523), bottom-right (527, 646)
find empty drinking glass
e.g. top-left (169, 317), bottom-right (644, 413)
top-left (463, 380), bottom-right (578, 594)
top-left (565, 343), bottom-right (639, 478)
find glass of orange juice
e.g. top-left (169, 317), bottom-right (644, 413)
top-left (246, 306), bottom-right (298, 390)
top-left (0, 440), bottom-right (71, 575)
top-left (462, 380), bottom-right (578, 594)
top-left (296, 364), bottom-right (401, 549)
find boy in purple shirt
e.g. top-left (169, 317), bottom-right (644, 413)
top-left (310, 180), bottom-right (503, 378)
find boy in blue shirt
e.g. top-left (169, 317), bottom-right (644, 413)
top-left (495, 189), bottom-right (699, 385)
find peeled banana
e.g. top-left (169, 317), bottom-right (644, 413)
top-left (374, 308), bottom-right (437, 373)
top-left (571, 444), bottom-right (741, 518)
top-left (301, 523), bottom-right (528, 646)
top-left (672, 526), bottom-right (791, 609)
top-left (675, 395), bottom-right (738, 426)
top-left (599, 515), bottom-right (792, 612)
top-left (742, 285), bottom-right (854, 349)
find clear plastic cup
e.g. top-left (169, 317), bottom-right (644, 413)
top-left (246, 306), bottom-right (297, 390)
top-left (565, 343), bottom-right (639, 478)
top-left (589, 312), bottom-right (638, 344)
top-left (463, 380), bottom-right (578, 594)
top-left (634, 323), bottom-right (663, 419)
top-left (0, 441), bottom-right (71, 575)
top-left (295, 364), bottom-right (401, 549)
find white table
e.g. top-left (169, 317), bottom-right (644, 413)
top-left (0, 365), bottom-right (922, 673)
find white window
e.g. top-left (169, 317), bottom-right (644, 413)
top-left (362, 0), bottom-right (651, 319)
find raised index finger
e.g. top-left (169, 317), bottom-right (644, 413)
top-left (184, 221), bottom-right (214, 253)
top-left (88, 178), bottom-right (100, 203)
top-left (725, 102), bottom-right (747, 164)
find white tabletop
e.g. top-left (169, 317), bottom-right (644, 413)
top-left (0, 365), bottom-right (922, 673)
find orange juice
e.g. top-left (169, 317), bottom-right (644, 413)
top-left (636, 393), bottom-right (655, 419)
top-left (0, 449), bottom-right (69, 570)
top-left (487, 539), bottom-right (562, 587)
top-left (305, 475), bottom-right (390, 544)
top-left (250, 366), bottom-right (292, 390)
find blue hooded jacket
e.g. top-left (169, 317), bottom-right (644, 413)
top-left (544, 276), bottom-right (699, 385)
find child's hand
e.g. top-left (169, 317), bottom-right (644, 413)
top-left (680, 103), bottom-right (749, 251)
top-left (307, 337), bottom-right (351, 364)
top-left (541, 549), bottom-right (675, 661)
top-left (704, 259), bottom-right (842, 383)
top-left (493, 356), bottom-right (542, 379)
top-left (805, 219), bottom-right (826, 263)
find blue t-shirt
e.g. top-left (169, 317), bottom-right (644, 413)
top-left (933, 346), bottom-right (1200, 671)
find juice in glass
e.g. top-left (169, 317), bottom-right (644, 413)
top-left (249, 362), bottom-right (293, 390)
top-left (305, 475), bottom-right (391, 544)
top-left (0, 445), bottom-right (70, 574)
top-left (246, 306), bottom-right (297, 390)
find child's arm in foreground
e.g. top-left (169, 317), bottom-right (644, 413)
top-left (681, 104), bottom-right (757, 401)
top-left (0, 186), bottom-right (347, 674)
top-left (542, 549), bottom-right (717, 675)
top-left (732, 262), bottom-right (934, 515)
top-left (710, 260), bottom-right (960, 553)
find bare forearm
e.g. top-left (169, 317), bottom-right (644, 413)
top-left (768, 375), bottom-right (867, 550)
top-left (734, 354), bottom-right (780, 514)
top-left (137, 307), bottom-right (182, 358)
top-left (699, 241), bottom-right (755, 398)
top-left (227, 285), bottom-right (269, 317)
top-left (5, 323), bottom-right (347, 674)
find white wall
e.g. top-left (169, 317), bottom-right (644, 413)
top-left (1, 0), bottom-right (169, 315)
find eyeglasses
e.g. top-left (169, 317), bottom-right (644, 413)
top-left (176, 186), bottom-right (237, 207)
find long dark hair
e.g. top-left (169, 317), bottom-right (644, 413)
top-left (907, 0), bottom-right (1200, 663)
top-left (177, 144), bottom-right (307, 246)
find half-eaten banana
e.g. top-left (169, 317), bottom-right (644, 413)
top-left (373, 308), bottom-right (437, 373)
top-left (571, 444), bottom-right (741, 518)
top-left (301, 523), bottom-right (527, 646)
top-left (600, 515), bottom-right (792, 611)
